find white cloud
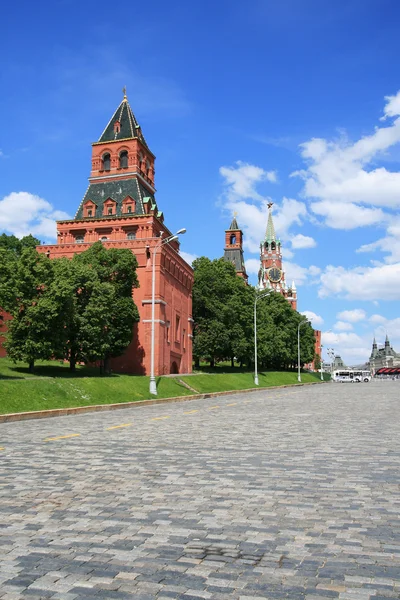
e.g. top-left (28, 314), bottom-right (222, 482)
top-left (309, 265), bottom-right (321, 276)
top-left (301, 310), bottom-right (324, 326)
top-left (0, 191), bottom-right (70, 240)
top-left (319, 263), bottom-right (400, 300)
top-left (291, 233), bottom-right (317, 249)
top-left (284, 261), bottom-right (321, 286)
top-left (293, 91), bottom-right (400, 241)
top-left (245, 258), bottom-right (261, 276)
top-left (219, 161), bottom-right (276, 202)
top-left (321, 331), bottom-right (371, 365)
top-left (382, 91), bottom-right (400, 119)
top-left (180, 251), bottom-right (198, 266)
top-left (336, 309), bottom-right (366, 323)
top-left (334, 321), bottom-right (353, 331)
top-left (356, 215), bottom-right (400, 264)
top-left (369, 314), bottom-right (387, 324)
top-left (311, 201), bottom-right (386, 230)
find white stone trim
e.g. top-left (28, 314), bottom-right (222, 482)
top-left (142, 319), bottom-right (166, 325)
top-left (188, 317), bottom-right (194, 323)
top-left (188, 334), bottom-right (194, 339)
top-left (142, 299), bottom-right (167, 306)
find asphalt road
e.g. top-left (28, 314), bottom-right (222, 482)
top-left (0, 381), bottom-right (399, 599)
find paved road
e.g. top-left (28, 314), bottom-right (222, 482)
top-left (0, 381), bottom-right (399, 600)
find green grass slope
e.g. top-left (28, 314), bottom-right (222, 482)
top-left (0, 358), bottom-right (326, 415)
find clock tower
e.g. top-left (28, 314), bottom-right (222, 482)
top-left (258, 203), bottom-right (297, 310)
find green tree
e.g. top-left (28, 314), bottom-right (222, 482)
top-left (256, 293), bottom-right (315, 370)
top-left (0, 233), bottom-right (40, 255)
top-left (1, 247), bottom-right (58, 371)
top-left (192, 257), bottom-right (253, 367)
top-left (63, 242), bottom-right (140, 372)
top-left (0, 240), bottom-right (140, 373)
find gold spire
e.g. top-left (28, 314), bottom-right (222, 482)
top-left (122, 86), bottom-right (127, 101)
top-left (233, 210), bottom-right (238, 218)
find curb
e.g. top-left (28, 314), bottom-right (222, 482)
top-left (0, 381), bottom-right (325, 424)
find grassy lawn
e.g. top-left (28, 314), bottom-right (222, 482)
top-left (0, 357), bottom-right (327, 415)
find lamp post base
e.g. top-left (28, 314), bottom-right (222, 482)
top-left (254, 375), bottom-right (259, 386)
top-left (297, 375), bottom-right (302, 383)
top-left (149, 377), bottom-right (157, 396)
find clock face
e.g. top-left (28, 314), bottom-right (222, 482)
top-left (268, 267), bottom-right (282, 283)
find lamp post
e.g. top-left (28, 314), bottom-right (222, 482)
top-left (149, 228), bottom-right (186, 395)
top-left (254, 290), bottom-right (272, 386)
top-left (297, 318), bottom-right (310, 383)
top-left (320, 344), bottom-right (324, 381)
top-left (327, 347), bottom-right (335, 374)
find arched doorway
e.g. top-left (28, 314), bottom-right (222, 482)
top-left (170, 361), bottom-right (179, 374)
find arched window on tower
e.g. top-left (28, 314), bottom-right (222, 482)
top-left (119, 150), bottom-right (128, 169)
top-left (230, 234), bottom-right (236, 245)
top-left (146, 160), bottom-right (151, 177)
top-left (102, 153), bottom-right (111, 171)
top-left (127, 232), bottom-right (136, 240)
top-left (265, 242), bottom-right (269, 251)
top-left (271, 241), bottom-right (276, 251)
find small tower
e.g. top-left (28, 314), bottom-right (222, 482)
top-left (371, 336), bottom-right (378, 359)
top-left (258, 203), bottom-right (297, 309)
top-left (384, 334), bottom-right (393, 356)
top-left (223, 214), bottom-right (248, 282)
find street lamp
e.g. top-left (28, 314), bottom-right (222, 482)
top-left (298, 317), bottom-right (311, 383)
top-left (327, 347), bottom-right (335, 374)
top-left (254, 290), bottom-right (272, 385)
top-left (320, 344), bottom-right (324, 381)
top-left (149, 228), bottom-right (186, 395)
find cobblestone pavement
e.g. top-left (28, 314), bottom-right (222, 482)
top-left (1, 381), bottom-right (399, 600)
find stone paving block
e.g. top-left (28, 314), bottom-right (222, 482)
top-left (1, 383), bottom-right (399, 599)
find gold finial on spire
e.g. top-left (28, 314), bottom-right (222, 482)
top-left (267, 201), bottom-right (274, 210)
top-left (122, 86), bottom-right (127, 101)
top-left (233, 210), bottom-right (238, 218)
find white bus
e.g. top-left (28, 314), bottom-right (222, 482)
top-left (332, 370), bottom-right (371, 383)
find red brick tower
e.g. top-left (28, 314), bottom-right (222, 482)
top-left (223, 214), bottom-right (248, 283)
top-left (258, 203), bottom-right (297, 310)
top-left (37, 90), bottom-right (193, 375)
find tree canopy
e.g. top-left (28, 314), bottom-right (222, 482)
top-left (0, 238), bottom-right (139, 372)
top-left (192, 256), bottom-right (316, 370)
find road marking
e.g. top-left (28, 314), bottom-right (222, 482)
top-left (209, 405), bottom-right (220, 409)
top-left (226, 403), bottom-right (237, 406)
top-left (44, 434), bottom-right (81, 442)
top-left (151, 416), bottom-right (170, 421)
top-left (106, 423), bottom-right (133, 430)
top-left (183, 410), bottom-right (198, 415)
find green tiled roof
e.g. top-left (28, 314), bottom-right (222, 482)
top-left (98, 95), bottom-right (149, 148)
top-left (265, 209), bottom-right (276, 242)
top-left (75, 179), bottom-right (155, 219)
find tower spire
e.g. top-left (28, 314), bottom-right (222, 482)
top-left (229, 211), bottom-right (239, 230)
top-left (265, 202), bottom-right (276, 242)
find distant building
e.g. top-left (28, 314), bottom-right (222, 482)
top-left (368, 335), bottom-right (400, 373)
top-left (332, 355), bottom-right (346, 370)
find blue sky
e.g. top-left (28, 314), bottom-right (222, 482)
top-left (1, 0), bottom-right (400, 364)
